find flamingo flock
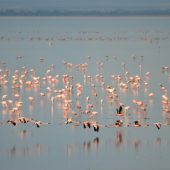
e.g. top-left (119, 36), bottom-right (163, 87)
top-left (0, 55), bottom-right (170, 133)
top-left (6, 116), bottom-right (50, 128)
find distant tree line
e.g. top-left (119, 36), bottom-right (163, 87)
top-left (0, 9), bottom-right (170, 16)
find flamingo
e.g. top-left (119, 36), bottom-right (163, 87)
top-left (33, 120), bottom-right (51, 128)
top-left (92, 123), bottom-right (99, 132)
top-left (154, 122), bottom-right (161, 130)
top-left (115, 120), bottom-right (123, 127)
top-left (65, 118), bottom-right (73, 124)
top-left (7, 120), bottom-right (17, 126)
top-left (116, 105), bottom-right (124, 116)
top-left (83, 121), bottom-right (91, 129)
top-left (133, 121), bottom-right (141, 127)
top-left (18, 117), bottom-right (33, 124)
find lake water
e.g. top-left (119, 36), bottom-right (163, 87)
top-left (0, 17), bottom-right (170, 170)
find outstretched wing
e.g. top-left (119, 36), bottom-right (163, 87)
top-left (119, 106), bottom-right (123, 113)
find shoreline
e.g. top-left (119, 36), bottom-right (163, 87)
top-left (0, 15), bottom-right (170, 20)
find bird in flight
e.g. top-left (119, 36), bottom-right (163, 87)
top-left (154, 122), bottom-right (161, 130)
top-left (33, 120), bottom-right (51, 128)
top-left (116, 105), bottom-right (124, 116)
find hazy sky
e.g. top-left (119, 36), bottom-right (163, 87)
top-left (0, 0), bottom-right (170, 10)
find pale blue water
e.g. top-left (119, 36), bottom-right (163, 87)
top-left (0, 17), bottom-right (170, 170)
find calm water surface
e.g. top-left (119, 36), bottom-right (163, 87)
top-left (0, 17), bottom-right (170, 170)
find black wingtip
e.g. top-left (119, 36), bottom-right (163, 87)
top-left (116, 109), bottom-right (119, 113)
top-left (96, 125), bottom-right (99, 132)
top-left (119, 105), bottom-right (123, 113)
top-left (83, 123), bottom-right (86, 128)
top-left (93, 125), bottom-right (99, 132)
top-left (155, 124), bottom-right (161, 130)
top-left (87, 122), bottom-right (91, 128)
top-left (36, 124), bottom-right (40, 128)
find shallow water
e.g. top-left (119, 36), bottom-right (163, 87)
top-left (0, 17), bottom-right (170, 170)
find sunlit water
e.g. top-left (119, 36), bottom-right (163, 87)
top-left (0, 17), bottom-right (170, 170)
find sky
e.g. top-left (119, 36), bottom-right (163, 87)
top-left (0, 0), bottom-right (170, 11)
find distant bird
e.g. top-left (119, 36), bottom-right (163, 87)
top-left (154, 122), bottom-right (161, 130)
top-left (92, 122), bottom-right (99, 132)
top-left (18, 117), bottom-right (27, 123)
top-left (28, 96), bottom-right (34, 104)
top-left (65, 118), bottom-right (73, 124)
top-left (133, 121), bottom-right (141, 127)
top-left (18, 117), bottom-right (33, 124)
top-left (2, 94), bottom-right (7, 100)
top-left (116, 105), bottom-right (124, 116)
top-left (93, 124), bottom-right (99, 132)
top-left (7, 120), bottom-right (17, 126)
top-left (115, 120), bottom-right (123, 127)
top-left (83, 121), bottom-right (91, 129)
top-left (40, 92), bottom-right (46, 97)
top-left (33, 121), bottom-right (51, 128)
top-left (64, 117), bottom-right (81, 126)
top-left (148, 93), bottom-right (155, 98)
